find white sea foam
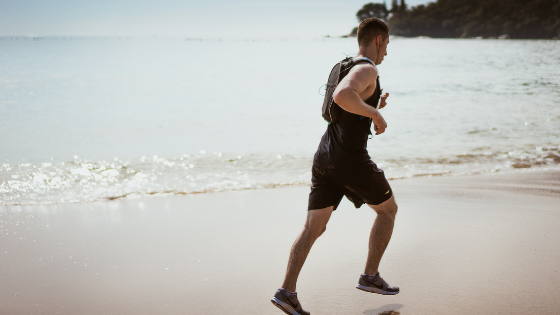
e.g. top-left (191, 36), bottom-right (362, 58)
top-left (1, 146), bottom-right (558, 206)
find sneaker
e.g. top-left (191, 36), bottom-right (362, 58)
top-left (271, 288), bottom-right (310, 315)
top-left (356, 273), bottom-right (399, 295)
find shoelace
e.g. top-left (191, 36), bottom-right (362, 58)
top-left (286, 293), bottom-right (300, 308)
top-left (378, 277), bottom-right (389, 288)
top-left (369, 274), bottom-right (388, 288)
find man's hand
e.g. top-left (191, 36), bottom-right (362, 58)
top-left (378, 89), bottom-right (389, 109)
top-left (373, 112), bottom-right (387, 135)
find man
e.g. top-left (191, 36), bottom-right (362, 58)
top-left (271, 18), bottom-right (399, 315)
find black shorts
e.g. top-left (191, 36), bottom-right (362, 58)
top-left (308, 162), bottom-right (393, 211)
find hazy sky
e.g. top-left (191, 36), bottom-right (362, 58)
top-left (0, 0), bottom-right (432, 38)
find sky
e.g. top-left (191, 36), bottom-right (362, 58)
top-left (0, 0), bottom-right (432, 38)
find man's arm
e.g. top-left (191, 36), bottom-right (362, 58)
top-left (332, 64), bottom-right (387, 135)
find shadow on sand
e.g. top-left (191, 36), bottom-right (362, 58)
top-left (363, 303), bottom-right (404, 315)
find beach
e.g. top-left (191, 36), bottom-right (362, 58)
top-left (2, 168), bottom-right (559, 315)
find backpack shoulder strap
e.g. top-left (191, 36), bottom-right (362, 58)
top-left (352, 57), bottom-right (377, 71)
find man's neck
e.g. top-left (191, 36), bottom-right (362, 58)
top-left (356, 49), bottom-right (378, 63)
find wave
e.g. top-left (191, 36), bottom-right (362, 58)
top-left (1, 145), bottom-right (559, 206)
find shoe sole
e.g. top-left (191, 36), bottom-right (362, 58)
top-left (356, 285), bottom-right (399, 295)
top-left (271, 297), bottom-right (301, 315)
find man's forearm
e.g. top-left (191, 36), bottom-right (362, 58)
top-left (334, 89), bottom-right (381, 120)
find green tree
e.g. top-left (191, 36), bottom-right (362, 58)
top-left (356, 2), bottom-right (389, 21)
top-left (399, 0), bottom-right (407, 12)
top-left (391, 0), bottom-right (399, 13)
top-left (383, 0), bottom-right (560, 39)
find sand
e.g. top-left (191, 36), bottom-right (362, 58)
top-left (1, 169), bottom-right (559, 315)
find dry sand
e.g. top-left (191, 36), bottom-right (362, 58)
top-left (1, 169), bottom-right (559, 315)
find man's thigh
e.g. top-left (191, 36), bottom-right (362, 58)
top-left (308, 165), bottom-right (345, 211)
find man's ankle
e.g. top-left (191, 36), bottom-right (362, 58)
top-left (281, 286), bottom-right (296, 293)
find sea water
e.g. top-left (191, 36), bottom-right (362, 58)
top-left (1, 36), bottom-right (559, 205)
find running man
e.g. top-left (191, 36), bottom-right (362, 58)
top-left (271, 18), bottom-right (399, 315)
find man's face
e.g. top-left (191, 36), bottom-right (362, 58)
top-left (375, 36), bottom-right (390, 65)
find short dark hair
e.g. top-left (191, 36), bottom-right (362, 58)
top-left (357, 18), bottom-right (389, 47)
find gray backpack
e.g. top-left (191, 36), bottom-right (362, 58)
top-left (321, 57), bottom-right (376, 123)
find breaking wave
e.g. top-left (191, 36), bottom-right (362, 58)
top-left (1, 145), bottom-right (559, 206)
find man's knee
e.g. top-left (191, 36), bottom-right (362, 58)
top-left (304, 207), bottom-right (333, 238)
top-left (304, 219), bottom-right (328, 239)
top-left (386, 203), bottom-right (398, 218)
top-left (369, 196), bottom-right (398, 218)
top-left (318, 225), bottom-right (327, 237)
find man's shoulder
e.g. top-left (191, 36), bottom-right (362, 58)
top-left (348, 62), bottom-right (378, 78)
top-left (354, 61), bottom-right (378, 72)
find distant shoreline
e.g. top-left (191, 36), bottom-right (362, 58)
top-left (338, 34), bottom-right (559, 40)
top-left (1, 35), bottom-right (558, 41)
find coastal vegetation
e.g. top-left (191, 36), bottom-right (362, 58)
top-left (353, 0), bottom-right (560, 39)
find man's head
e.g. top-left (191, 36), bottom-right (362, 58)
top-left (357, 18), bottom-right (390, 65)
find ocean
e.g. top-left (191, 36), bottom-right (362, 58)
top-left (1, 36), bottom-right (559, 206)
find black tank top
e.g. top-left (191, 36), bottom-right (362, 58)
top-left (313, 76), bottom-right (381, 168)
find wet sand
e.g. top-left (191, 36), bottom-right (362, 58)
top-left (1, 169), bottom-right (560, 315)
